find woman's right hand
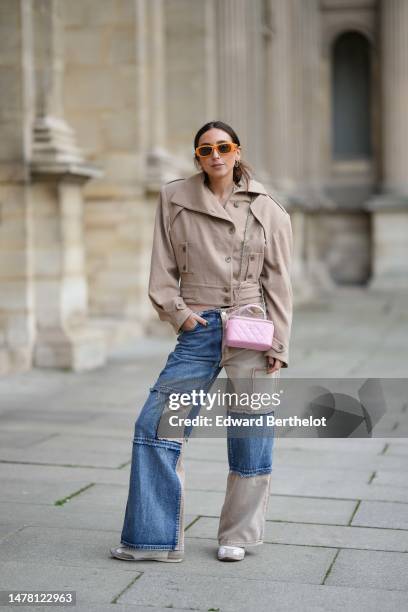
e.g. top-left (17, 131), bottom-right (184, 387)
top-left (181, 313), bottom-right (208, 332)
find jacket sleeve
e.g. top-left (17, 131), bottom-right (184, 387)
top-left (148, 185), bottom-right (194, 334)
top-left (261, 211), bottom-right (294, 368)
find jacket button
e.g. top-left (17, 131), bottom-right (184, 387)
top-left (247, 273), bottom-right (253, 279)
top-left (182, 265), bottom-right (186, 271)
top-left (223, 287), bottom-right (229, 292)
top-left (223, 297), bottom-right (229, 303)
top-left (233, 202), bottom-right (239, 208)
top-left (225, 256), bottom-right (231, 263)
top-left (182, 245), bottom-right (186, 252)
top-left (229, 227), bottom-right (235, 234)
top-left (249, 255), bottom-right (255, 261)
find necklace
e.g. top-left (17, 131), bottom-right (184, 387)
top-left (208, 184), bottom-right (235, 208)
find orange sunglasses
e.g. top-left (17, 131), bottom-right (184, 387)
top-left (195, 142), bottom-right (239, 158)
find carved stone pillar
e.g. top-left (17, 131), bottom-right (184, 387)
top-left (0, 0), bottom-right (36, 374)
top-left (30, 0), bottom-right (106, 370)
top-left (367, 0), bottom-right (408, 289)
top-left (215, 0), bottom-right (251, 154)
top-left (293, 0), bottom-right (335, 293)
top-left (267, 0), bottom-right (322, 302)
top-left (144, 0), bottom-right (183, 190)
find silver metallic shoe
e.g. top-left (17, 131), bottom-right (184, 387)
top-left (110, 545), bottom-right (184, 562)
top-left (217, 545), bottom-right (245, 561)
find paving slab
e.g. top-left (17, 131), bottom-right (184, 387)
top-left (118, 571), bottom-right (408, 611)
top-left (0, 525), bottom-right (141, 571)
top-left (351, 500), bottom-right (408, 530)
top-left (266, 495), bottom-right (357, 525)
top-left (1, 478), bottom-right (94, 505)
top-left (268, 477), bottom-right (408, 502)
top-left (274, 438), bottom-right (387, 453)
top-left (0, 461), bottom-right (130, 486)
top-left (0, 406), bottom-right (99, 425)
top-left (372, 470), bottom-right (408, 487)
top-left (186, 516), bottom-right (408, 552)
top-left (270, 465), bottom-right (373, 485)
top-left (25, 433), bottom-right (131, 455)
top-left (0, 502), bottom-right (197, 537)
top-left (0, 523), bottom-right (23, 541)
top-left (325, 549), bottom-right (408, 591)
top-left (273, 449), bottom-right (408, 471)
top-left (0, 445), bottom-right (130, 469)
top-left (0, 430), bottom-right (59, 449)
top-left (181, 462), bottom-right (373, 492)
top-left (0, 501), bottom-right (124, 533)
top-left (384, 442), bottom-right (408, 456)
top-left (60, 483), bottom-right (129, 510)
top-left (0, 561), bottom-right (141, 605)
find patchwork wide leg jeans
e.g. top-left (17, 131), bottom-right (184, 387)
top-left (120, 309), bottom-right (276, 551)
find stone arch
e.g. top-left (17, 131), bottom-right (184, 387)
top-left (322, 21), bottom-right (376, 58)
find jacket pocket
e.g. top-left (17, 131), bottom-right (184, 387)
top-left (177, 241), bottom-right (189, 273)
top-left (245, 252), bottom-right (263, 281)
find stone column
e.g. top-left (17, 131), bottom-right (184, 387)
top-left (30, 0), bottom-right (106, 370)
top-left (163, 0), bottom-right (217, 162)
top-left (267, 0), bottom-right (295, 194)
top-left (292, 0), bottom-right (334, 293)
top-left (367, 0), bottom-right (408, 289)
top-left (291, 0), bottom-right (323, 196)
top-left (0, 0), bottom-right (36, 374)
top-left (266, 0), bottom-right (322, 302)
top-left (144, 0), bottom-right (184, 189)
top-left (215, 0), bottom-right (252, 158)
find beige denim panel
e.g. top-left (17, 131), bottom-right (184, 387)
top-left (217, 471), bottom-right (273, 546)
top-left (174, 441), bottom-right (186, 552)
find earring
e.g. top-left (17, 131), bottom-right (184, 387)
top-left (234, 160), bottom-right (240, 168)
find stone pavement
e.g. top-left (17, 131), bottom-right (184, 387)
top-left (0, 287), bottom-right (407, 611)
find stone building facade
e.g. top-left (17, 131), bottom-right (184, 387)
top-left (0, 0), bottom-right (407, 375)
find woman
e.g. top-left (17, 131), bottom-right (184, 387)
top-left (111, 120), bottom-right (293, 563)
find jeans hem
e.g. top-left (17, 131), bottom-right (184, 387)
top-left (218, 539), bottom-right (264, 547)
top-left (229, 467), bottom-right (272, 477)
top-left (120, 539), bottom-right (179, 551)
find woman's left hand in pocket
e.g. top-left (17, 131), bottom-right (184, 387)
top-left (266, 357), bottom-right (283, 374)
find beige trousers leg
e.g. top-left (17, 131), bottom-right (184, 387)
top-left (216, 310), bottom-right (277, 547)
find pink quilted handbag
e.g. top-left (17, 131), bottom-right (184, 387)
top-left (225, 303), bottom-right (274, 351)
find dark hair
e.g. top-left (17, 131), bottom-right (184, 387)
top-left (193, 120), bottom-right (252, 189)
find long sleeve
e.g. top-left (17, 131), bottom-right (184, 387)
top-left (148, 186), bottom-right (194, 334)
top-left (261, 212), bottom-right (294, 368)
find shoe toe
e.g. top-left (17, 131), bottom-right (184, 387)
top-left (217, 545), bottom-right (245, 561)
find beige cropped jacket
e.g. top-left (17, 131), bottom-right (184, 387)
top-left (148, 172), bottom-right (293, 367)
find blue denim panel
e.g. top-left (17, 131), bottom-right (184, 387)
top-left (151, 311), bottom-right (223, 395)
top-left (227, 411), bottom-right (275, 477)
top-left (120, 439), bottom-right (182, 549)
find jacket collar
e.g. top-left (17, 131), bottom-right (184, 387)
top-left (169, 172), bottom-right (268, 223)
